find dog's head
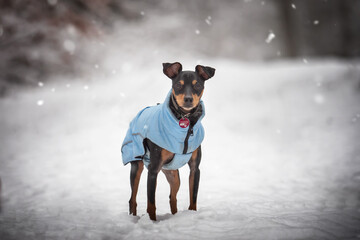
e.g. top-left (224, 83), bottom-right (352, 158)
top-left (163, 62), bottom-right (215, 112)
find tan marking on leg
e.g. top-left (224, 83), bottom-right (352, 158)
top-left (188, 148), bottom-right (198, 210)
top-left (147, 200), bottom-right (157, 221)
top-left (146, 148), bottom-right (174, 221)
top-left (192, 80), bottom-right (197, 85)
top-left (163, 169), bottom-right (180, 214)
top-left (129, 161), bottom-right (144, 215)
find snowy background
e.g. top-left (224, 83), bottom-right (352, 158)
top-left (1, 0), bottom-right (360, 239)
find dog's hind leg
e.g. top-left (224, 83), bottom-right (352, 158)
top-left (129, 160), bottom-right (144, 216)
top-left (188, 146), bottom-right (201, 211)
top-left (162, 169), bottom-right (180, 214)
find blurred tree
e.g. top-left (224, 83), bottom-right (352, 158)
top-left (1, 0), bottom-right (359, 95)
top-left (0, 0), bottom-right (138, 95)
top-left (278, 0), bottom-right (360, 57)
top-left (339, 0), bottom-right (360, 57)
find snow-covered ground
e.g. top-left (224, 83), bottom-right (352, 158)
top-left (1, 58), bottom-right (360, 239)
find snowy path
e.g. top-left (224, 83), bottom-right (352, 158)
top-left (1, 60), bottom-right (360, 239)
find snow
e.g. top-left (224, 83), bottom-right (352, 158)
top-left (121, 63), bottom-right (132, 73)
top-left (47, 0), bottom-right (57, 6)
top-left (205, 16), bottom-right (212, 25)
top-left (63, 40), bottom-right (76, 54)
top-left (1, 57), bottom-right (360, 239)
top-left (265, 32), bottom-right (275, 44)
top-left (36, 99), bottom-right (44, 106)
top-left (313, 94), bottom-right (325, 104)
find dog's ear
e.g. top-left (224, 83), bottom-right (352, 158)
top-left (163, 62), bottom-right (182, 79)
top-left (195, 65), bottom-right (215, 80)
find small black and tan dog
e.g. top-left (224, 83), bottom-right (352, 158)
top-left (122, 62), bottom-right (215, 220)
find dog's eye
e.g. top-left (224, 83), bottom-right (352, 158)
top-left (193, 82), bottom-right (202, 91)
top-left (174, 82), bottom-right (182, 90)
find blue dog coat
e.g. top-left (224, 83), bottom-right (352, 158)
top-left (121, 90), bottom-right (205, 170)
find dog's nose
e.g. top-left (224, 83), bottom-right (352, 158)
top-left (184, 96), bottom-right (193, 103)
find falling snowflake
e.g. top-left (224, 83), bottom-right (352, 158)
top-left (195, 29), bottom-right (200, 35)
top-left (291, 3), bottom-right (296, 9)
top-left (303, 58), bottom-right (308, 64)
top-left (94, 64), bottom-right (99, 69)
top-left (63, 40), bottom-right (76, 54)
top-left (314, 75), bottom-right (323, 87)
top-left (140, 11), bottom-right (145, 16)
top-left (205, 16), bottom-right (212, 25)
top-left (66, 84), bottom-right (71, 88)
top-left (47, 0), bottom-right (57, 6)
top-left (66, 25), bottom-right (76, 36)
top-left (314, 94), bottom-right (325, 104)
top-left (38, 82), bottom-right (44, 87)
top-left (313, 20), bottom-right (319, 25)
top-left (51, 88), bottom-right (56, 92)
top-left (265, 32), bottom-right (276, 43)
top-left (84, 85), bottom-right (89, 90)
top-left (37, 100), bottom-right (44, 106)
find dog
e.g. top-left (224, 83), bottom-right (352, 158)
top-left (121, 62), bottom-right (215, 220)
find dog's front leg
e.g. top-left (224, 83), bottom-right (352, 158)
top-left (146, 141), bottom-right (164, 221)
top-left (188, 146), bottom-right (201, 211)
top-left (146, 139), bottom-right (174, 220)
top-left (147, 163), bottom-right (159, 221)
